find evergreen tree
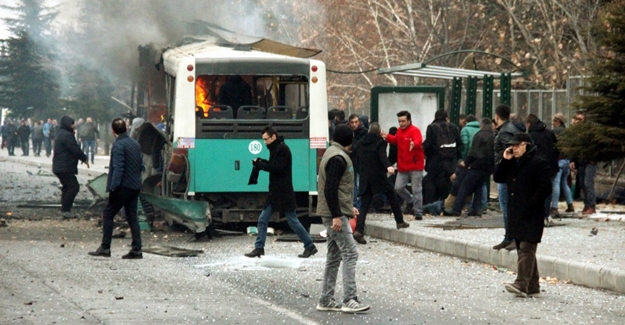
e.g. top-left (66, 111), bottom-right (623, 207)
top-left (559, 0), bottom-right (625, 163)
top-left (0, 0), bottom-right (60, 119)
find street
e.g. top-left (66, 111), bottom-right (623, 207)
top-left (1, 219), bottom-right (624, 325)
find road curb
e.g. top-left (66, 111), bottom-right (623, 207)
top-left (0, 156), bottom-right (106, 178)
top-left (367, 223), bottom-right (625, 294)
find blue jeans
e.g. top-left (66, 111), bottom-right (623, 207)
top-left (498, 183), bottom-right (510, 241)
top-left (254, 203), bottom-right (313, 250)
top-left (353, 174), bottom-right (361, 210)
top-left (83, 140), bottom-right (96, 163)
top-left (320, 216), bottom-right (359, 304)
top-left (551, 159), bottom-right (573, 208)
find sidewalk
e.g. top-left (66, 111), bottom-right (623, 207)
top-left (0, 145), bottom-right (109, 177)
top-left (365, 207), bottom-right (625, 294)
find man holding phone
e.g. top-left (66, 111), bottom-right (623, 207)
top-left (494, 133), bottom-right (552, 297)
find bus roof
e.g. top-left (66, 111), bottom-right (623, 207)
top-left (163, 39), bottom-right (322, 77)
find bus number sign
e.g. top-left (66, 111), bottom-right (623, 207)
top-left (249, 141), bottom-right (263, 155)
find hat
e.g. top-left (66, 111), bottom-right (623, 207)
top-left (333, 124), bottom-right (353, 147)
top-left (553, 113), bottom-right (566, 125)
top-left (130, 117), bottom-right (145, 128)
top-left (507, 133), bottom-right (533, 145)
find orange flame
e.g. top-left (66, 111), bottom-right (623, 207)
top-left (195, 78), bottom-right (214, 118)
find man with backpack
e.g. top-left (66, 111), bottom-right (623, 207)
top-left (422, 110), bottom-right (462, 205)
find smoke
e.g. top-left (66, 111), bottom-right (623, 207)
top-left (52, 0), bottom-right (325, 83)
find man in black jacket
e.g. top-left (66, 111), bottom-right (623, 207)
top-left (17, 120), bottom-right (30, 156)
top-left (494, 133), bottom-right (552, 298)
top-left (422, 110), bottom-right (461, 205)
top-left (245, 126), bottom-right (317, 258)
top-left (492, 105), bottom-right (526, 251)
top-left (447, 118), bottom-right (495, 216)
top-left (89, 118), bottom-right (144, 259)
top-left (525, 114), bottom-right (559, 224)
top-left (52, 116), bottom-right (89, 218)
top-left (353, 123), bottom-right (409, 244)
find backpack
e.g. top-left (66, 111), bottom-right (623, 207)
top-left (432, 122), bottom-right (457, 159)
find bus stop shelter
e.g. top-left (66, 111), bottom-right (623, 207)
top-left (377, 61), bottom-right (524, 122)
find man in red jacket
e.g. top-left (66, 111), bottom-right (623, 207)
top-left (384, 111), bottom-right (425, 220)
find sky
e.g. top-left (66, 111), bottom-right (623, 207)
top-left (0, 0), bottom-right (71, 40)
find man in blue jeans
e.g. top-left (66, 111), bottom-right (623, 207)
top-left (245, 126), bottom-right (317, 258)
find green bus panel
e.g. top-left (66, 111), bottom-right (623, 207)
top-left (190, 139), bottom-right (311, 193)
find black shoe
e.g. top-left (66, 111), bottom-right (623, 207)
top-left (413, 213), bottom-right (423, 220)
top-left (298, 245), bottom-right (318, 258)
top-left (353, 232), bottom-right (367, 245)
top-left (396, 221), bottom-right (410, 229)
top-left (492, 240), bottom-right (511, 250)
top-left (122, 250), bottom-right (143, 259)
top-left (88, 247), bottom-right (111, 257)
top-left (504, 241), bottom-right (517, 251)
top-left (244, 248), bottom-right (265, 258)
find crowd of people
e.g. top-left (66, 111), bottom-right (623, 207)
top-left (1, 116), bottom-right (100, 160)
top-left (326, 106), bottom-right (597, 246)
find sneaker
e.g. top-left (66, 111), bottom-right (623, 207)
top-left (122, 250), bottom-right (143, 259)
top-left (316, 299), bottom-right (342, 312)
top-left (413, 213), bottom-right (423, 220)
top-left (492, 240), bottom-right (511, 250)
top-left (504, 241), bottom-right (517, 251)
top-left (396, 222), bottom-right (410, 230)
top-left (88, 247), bottom-right (111, 257)
top-left (244, 248), bottom-right (265, 258)
top-left (298, 245), bottom-right (318, 258)
top-left (353, 232), bottom-right (367, 245)
top-left (504, 283), bottom-right (528, 298)
top-left (341, 298), bottom-right (370, 313)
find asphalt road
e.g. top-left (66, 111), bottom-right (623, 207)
top-left (1, 219), bottom-right (624, 325)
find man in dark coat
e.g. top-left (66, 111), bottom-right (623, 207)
top-left (422, 110), bottom-right (462, 205)
top-left (32, 121), bottom-right (44, 157)
top-left (525, 114), bottom-right (559, 224)
top-left (447, 118), bottom-right (495, 216)
top-left (52, 116), bottom-right (89, 218)
top-left (89, 118), bottom-right (144, 259)
top-left (348, 113), bottom-right (368, 212)
top-left (492, 104), bottom-right (526, 251)
top-left (245, 126), bottom-right (317, 258)
top-left (17, 120), bottom-right (30, 156)
top-left (353, 123), bottom-right (409, 244)
top-left (494, 133), bottom-right (552, 298)
top-left (5, 120), bottom-right (18, 156)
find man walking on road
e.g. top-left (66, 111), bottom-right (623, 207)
top-left (244, 126), bottom-right (317, 259)
top-left (494, 133), bottom-right (552, 298)
top-left (89, 118), bottom-right (144, 259)
top-left (353, 122), bottom-right (409, 244)
top-left (316, 124), bottom-right (370, 313)
top-left (52, 116), bottom-right (90, 219)
top-left (384, 110), bottom-right (425, 219)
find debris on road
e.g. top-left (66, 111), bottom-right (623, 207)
top-left (143, 245), bottom-right (204, 257)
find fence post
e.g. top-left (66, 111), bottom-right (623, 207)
top-left (482, 75), bottom-right (494, 118)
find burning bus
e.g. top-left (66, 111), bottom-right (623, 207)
top-left (135, 26), bottom-right (328, 235)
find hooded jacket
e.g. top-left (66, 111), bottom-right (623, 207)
top-left (460, 120), bottom-right (480, 159)
top-left (385, 123), bottom-right (424, 172)
top-left (52, 116), bottom-right (87, 174)
top-left (527, 119), bottom-right (559, 177)
top-left (355, 132), bottom-right (393, 195)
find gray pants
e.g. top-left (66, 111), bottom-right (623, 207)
top-left (320, 216), bottom-right (359, 304)
top-left (394, 170), bottom-right (424, 214)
